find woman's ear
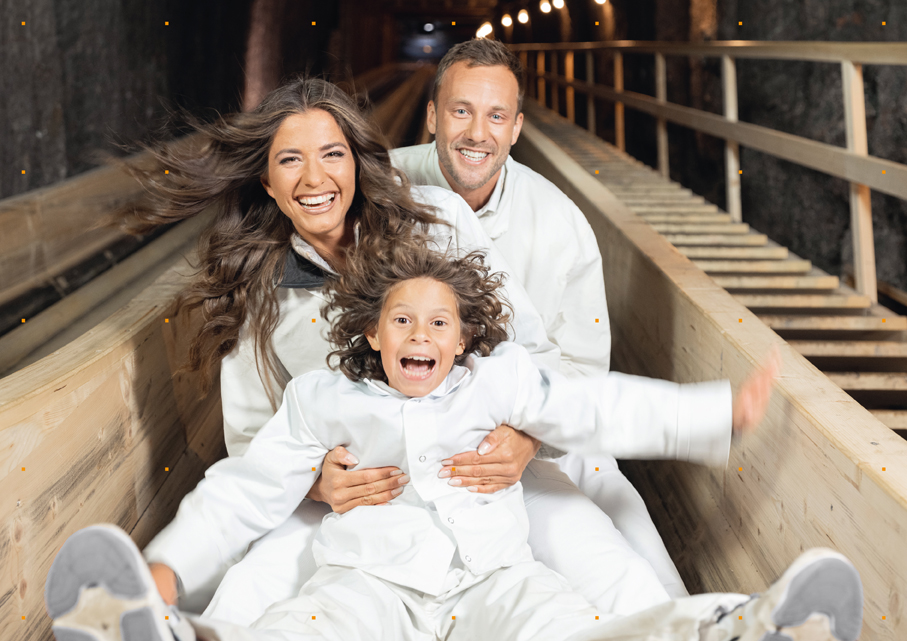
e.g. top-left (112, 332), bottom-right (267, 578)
top-left (365, 329), bottom-right (381, 352)
top-left (260, 174), bottom-right (275, 200)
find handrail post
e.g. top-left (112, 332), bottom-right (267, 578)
top-left (841, 60), bottom-right (877, 302)
top-left (519, 51), bottom-right (528, 92)
top-left (614, 52), bottom-right (625, 151)
top-left (655, 52), bottom-right (668, 177)
top-left (722, 55), bottom-right (742, 223)
top-left (586, 51), bottom-right (596, 135)
top-left (551, 51), bottom-right (560, 114)
top-left (565, 51), bottom-right (575, 123)
top-left (537, 51), bottom-right (546, 108)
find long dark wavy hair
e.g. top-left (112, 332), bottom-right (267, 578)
top-left (113, 77), bottom-right (446, 403)
top-left (322, 239), bottom-right (512, 383)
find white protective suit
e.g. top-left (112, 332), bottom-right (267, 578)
top-left (390, 142), bottom-right (688, 596)
top-left (185, 183), bottom-right (678, 624)
top-left (145, 342), bottom-right (741, 641)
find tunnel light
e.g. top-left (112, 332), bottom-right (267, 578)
top-left (595, 0), bottom-right (607, 4)
top-left (424, 22), bottom-right (434, 32)
top-left (553, 0), bottom-right (565, 8)
top-left (502, 14), bottom-right (513, 27)
top-left (518, 9), bottom-right (530, 23)
top-left (477, 22), bottom-right (493, 38)
top-left (540, 1), bottom-right (552, 12)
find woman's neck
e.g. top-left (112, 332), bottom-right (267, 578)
top-left (298, 218), bottom-right (355, 271)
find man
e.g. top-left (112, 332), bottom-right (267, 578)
top-left (389, 38), bottom-right (689, 601)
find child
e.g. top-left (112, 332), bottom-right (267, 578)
top-left (45, 241), bottom-right (862, 641)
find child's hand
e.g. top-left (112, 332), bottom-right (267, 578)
top-left (732, 347), bottom-right (782, 435)
top-left (149, 562), bottom-right (178, 606)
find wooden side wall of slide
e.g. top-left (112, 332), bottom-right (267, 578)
top-left (513, 118), bottom-right (907, 640)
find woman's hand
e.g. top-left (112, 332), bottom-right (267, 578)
top-left (437, 424), bottom-right (541, 494)
top-left (732, 347), bottom-right (782, 435)
top-left (149, 563), bottom-right (178, 607)
top-left (306, 446), bottom-right (410, 514)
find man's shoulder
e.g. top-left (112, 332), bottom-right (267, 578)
top-left (503, 157), bottom-right (592, 235)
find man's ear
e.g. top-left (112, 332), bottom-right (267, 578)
top-left (511, 111), bottom-right (524, 146)
top-left (427, 101), bottom-right (437, 135)
top-left (365, 329), bottom-right (381, 352)
top-left (260, 173), bottom-right (275, 200)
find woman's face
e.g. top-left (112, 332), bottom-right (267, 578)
top-left (261, 109), bottom-right (357, 249)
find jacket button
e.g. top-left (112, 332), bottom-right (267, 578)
top-left (465, 556), bottom-right (472, 563)
top-left (419, 455), bottom-right (426, 462)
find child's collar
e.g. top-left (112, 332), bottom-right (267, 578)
top-left (364, 361), bottom-right (472, 400)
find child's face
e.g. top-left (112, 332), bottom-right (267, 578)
top-left (366, 277), bottom-right (466, 397)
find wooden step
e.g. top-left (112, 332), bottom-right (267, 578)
top-left (632, 205), bottom-right (721, 214)
top-left (712, 275), bottom-right (839, 290)
top-left (607, 185), bottom-right (690, 193)
top-left (695, 259), bottom-right (811, 273)
top-left (682, 247), bottom-right (788, 260)
top-left (759, 315), bottom-right (907, 331)
top-left (735, 294), bottom-right (872, 309)
top-left (641, 214), bottom-right (733, 224)
top-left (789, 341), bottom-right (907, 357)
top-left (826, 372), bottom-right (907, 391)
top-left (666, 234), bottom-right (768, 247)
top-left (870, 409), bottom-right (907, 429)
top-left (650, 223), bottom-right (749, 234)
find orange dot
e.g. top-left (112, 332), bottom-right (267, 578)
top-left (21, 22), bottom-right (26, 26)
top-left (312, 467), bottom-right (316, 471)
top-left (883, 615), bottom-right (887, 619)
top-left (165, 616), bottom-right (169, 620)
top-left (21, 318), bottom-right (25, 323)
top-left (452, 467), bottom-right (456, 472)
top-left (165, 318), bottom-right (169, 323)
top-left (882, 170), bottom-right (886, 174)
top-left (595, 615), bottom-right (600, 620)
top-left (312, 21), bottom-right (316, 26)
top-left (739, 169), bottom-right (743, 174)
top-left (883, 467), bottom-right (887, 471)
top-left (312, 318), bottom-right (316, 323)
top-left (165, 170), bottom-right (169, 174)
top-left (452, 21), bottom-right (456, 25)
top-left (595, 21), bottom-right (599, 26)
top-left (739, 319), bottom-right (742, 323)
top-left (595, 467), bottom-right (599, 471)
top-left (165, 467), bottom-right (169, 471)
top-left (738, 467), bottom-right (743, 471)
top-left (21, 467), bottom-right (25, 471)
top-left (165, 21), bottom-right (169, 25)
top-left (738, 21), bottom-right (742, 25)
top-left (595, 169), bottom-right (599, 174)
top-left (21, 616), bottom-right (25, 620)
top-left (738, 615), bottom-right (743, 620)
top-left (452, 615), bottom-right (456, 620)
top-left (312, 615), bottom-right (316, 620)
top-left (882, 22), bottom-right (886, 26)
top-left (595, 318), bottom-right (599, 323)
top-left (21, 170), bottom-right (26, 174)
top-left (882, 318), bottom-right (886, 323)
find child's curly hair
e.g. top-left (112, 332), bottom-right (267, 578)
top-left (322, 237), bottom-right (512, 382)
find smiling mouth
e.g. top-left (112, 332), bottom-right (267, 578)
top-left (296, 192), bottom-right (337, 212)
top-left (400, 356), bottom-right (437, 380)
top-left (457, 148), bottom-right (490, 164)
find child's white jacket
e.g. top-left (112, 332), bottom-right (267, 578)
top-left (145, 342), bottom-right (731, 598)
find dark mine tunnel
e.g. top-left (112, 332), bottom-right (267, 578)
top-left (2, 1), bottom-right (907, 640)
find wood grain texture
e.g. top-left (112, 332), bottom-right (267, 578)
top-left (514, 111), bottom-right (907, 640)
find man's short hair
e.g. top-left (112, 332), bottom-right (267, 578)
top-left (433, 38), bottom-right (526, 113)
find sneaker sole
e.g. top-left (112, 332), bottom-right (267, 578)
top-left (46, 524), bottom-right (173, 641)
top-left (769, 553), bottom-right (863, 641)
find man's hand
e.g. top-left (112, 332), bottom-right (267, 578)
top-left (149, 563), bottom-right (178, 606)
top-left (306, 446), bottom-right (410, 514)
top-left (437, 424), bottom-right (541, 494)
top-left (733, 347), bottom-right (782, 435)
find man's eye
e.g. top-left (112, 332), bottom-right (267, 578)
top-left (491, 114), bottom-right (503, 121)
top-left (455, 109), bottom-right (468, 115)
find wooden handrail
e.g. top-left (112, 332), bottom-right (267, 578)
top-left (509, 40), bottom-right (907, 65)
top-left (514, 40), bottom-right (904, 301)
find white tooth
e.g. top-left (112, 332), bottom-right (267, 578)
top-left (459, 149), bottom-right (488, 160)
top-left (298, 193), bottom-right (335, 206)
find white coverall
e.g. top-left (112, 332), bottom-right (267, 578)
top-left (146, 343), bottom-right (744, 641)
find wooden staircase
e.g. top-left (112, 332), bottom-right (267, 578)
top-left (525, 101), bottom-right (907, 436)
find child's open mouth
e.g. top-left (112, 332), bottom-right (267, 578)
top-left (399, 355), bottom-right (436, 380)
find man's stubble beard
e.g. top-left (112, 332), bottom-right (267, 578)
top-left (437, 138), bottom-right (509, 192)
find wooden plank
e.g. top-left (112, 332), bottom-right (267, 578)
top-left (564, 51), bottom-right (575, 123)
top-left (0, 254), bottom-right (223, 641)
top-left (655, 53), bottom-right (668, 177)
top-left (631, 205), bottom-right (721, 214)
top-left (712, 275), bottom-right (839, 290)
top-left (723, 54), bottom-right (742, 223)
top-left (515, 117), bottom-right (907, 641)
top-left (585, 50), bottom-right (595, 135)
top-left (681, 246), bottom-right (788, 259)
top-left (841, 60), bottom-right (878, 303)
top-left (826, 372), bottom-right (907, 391)
top-left (614, 52), bottom-right (624, 151)
top-left (695, 259), bottom-right (810, 273)
top-left (735, 294), bottom-right (872, 309)
top-left (650, 223), bottom-right (749, 234)
top-left (759, 315), bottom-right (907, 331)
top-left (870, 410), bottom-right (907, 430)
top-left (665, 234), bottom-right (767, 246)
top-left (537, 51), bottom-right (546, 108)
top-left (510, 40), bottom-right (907, 66)
top-left (537, 76), bottom-right (907, 202)
top-left (789, 341), bottom-right (907, 357)
top-left (642, 214), bottom-right (732, 224)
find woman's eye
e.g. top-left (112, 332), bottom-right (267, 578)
top-left (279, 156), bottom-right (298, 165)
top-left (326, 151), bottom-right (345, 158)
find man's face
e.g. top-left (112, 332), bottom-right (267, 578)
top-left (428, 62), bottom-right (524, 192)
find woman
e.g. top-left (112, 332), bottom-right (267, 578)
top-left (118, 77), bottom-right (672, 623)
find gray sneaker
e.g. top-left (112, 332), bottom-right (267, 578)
top-left (45, 524), bottom-right (195, 641)
top-left (701, 548), bottom-right (863, 641)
